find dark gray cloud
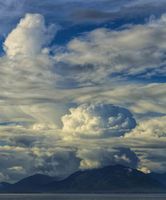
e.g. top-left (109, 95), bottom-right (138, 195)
top-left (69, 0), bottom-right (166, 24)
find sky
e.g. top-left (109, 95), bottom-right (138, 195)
top-left (0, 0), bottom-right (165, 183)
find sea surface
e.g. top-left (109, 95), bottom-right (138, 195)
top-left (0, 194), bottom-right (166, 200)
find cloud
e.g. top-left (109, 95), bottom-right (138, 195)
top-left (0, 145), bottom-right (34, 182)
top-left (61, 103), bottom-right (136, 139)
top-left (55, 15), bottom-right (166, 83)
top-left (0, 102), bottom-right (137, 182)
top-left (0, 12), bottom-right (165, 183)
top-left (71, 0), bottom-right (166, 23)
top-left (125, 116), bottom-right (166, 138)
top-left (1, 0), bottom-right (166, 39)
top-left (1, 13), bottom-right (58, 93)
top-left (75, 83), bottom-right (166, 117)
top-left (0, 145), bottom-right (80, 182)
top-left (4, 13), bottom-right (57, 58)
top-left (77, 147), bottom-right (139, 170)
top-left (134, 147), bottom-right (166, 173)
top-left (31, 147), bottom-right (80, 178)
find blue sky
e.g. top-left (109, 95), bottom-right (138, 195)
top-left (0, 0), bottom-right (165, 183)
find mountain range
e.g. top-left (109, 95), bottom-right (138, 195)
top-left (0, 165), bottom-right (166, 193)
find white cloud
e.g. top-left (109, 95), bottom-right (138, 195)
top-left (61, 103), bottom-right (136, 139)
top-left (4, 13), bottom-right (57, 58)
top-left (126, 116), bottom-right (166, 138)
top-left (0, 13), bottom-right (58, 100)
top-left (77, 147), bottom-right (139, 170)
top-left (8, 166), bottom-right (25, 173)
top-left (55, 15), bottom-right (166, 82)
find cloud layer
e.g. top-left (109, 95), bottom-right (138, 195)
top-left (0, 11), bottom-right (165, 183)
top-left (55, 15), bottom-right (166, 84)
top-left (126, 116), bottom-right (166, 138)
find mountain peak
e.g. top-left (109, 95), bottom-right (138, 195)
top-left (0, 165), bottom-right (166, 193)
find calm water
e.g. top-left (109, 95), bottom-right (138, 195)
top-left (0, 194), bottom-right (166, 200)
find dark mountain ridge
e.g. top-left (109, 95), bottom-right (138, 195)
top-left (0, 165), bottom-right (166, 193)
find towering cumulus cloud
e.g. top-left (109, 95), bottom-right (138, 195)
top-left (4, 13), bottom-right (56, 57)
top-left (1, 13), bottom-right (60, 122)
top-left (62, 103), bottom-right (136, 139)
